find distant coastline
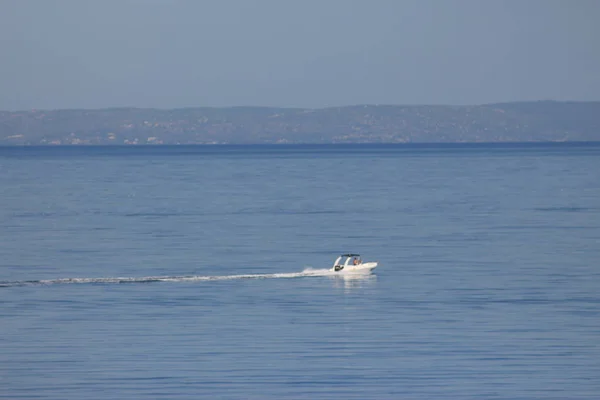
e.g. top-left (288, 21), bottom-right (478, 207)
top-left (2, 101), bottom-right (599, 145)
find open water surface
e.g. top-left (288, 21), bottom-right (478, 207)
top-left (1, 143), bottom-right (599, 399)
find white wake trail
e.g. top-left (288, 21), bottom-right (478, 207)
top-left (0, 268), bottom-right (349, 288)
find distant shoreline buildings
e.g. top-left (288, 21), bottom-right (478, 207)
top-left (1, 101), bottom-right (599, 145)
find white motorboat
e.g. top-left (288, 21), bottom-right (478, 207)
top-left (330, 254), bottom-right (378, 273)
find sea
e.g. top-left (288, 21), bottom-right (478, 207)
top-left (1, 143), bottom-right (599, 399)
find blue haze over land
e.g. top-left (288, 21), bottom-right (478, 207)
top-left (1, 0), bottom-right (599, 111)
top-left (1, 144), bottom-right (599, 399)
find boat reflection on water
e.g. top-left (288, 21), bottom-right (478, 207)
top-left (328, 272), bottom-right (377, 290)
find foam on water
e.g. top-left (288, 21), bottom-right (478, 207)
top-left (0, 268), bottom-right (372, 288)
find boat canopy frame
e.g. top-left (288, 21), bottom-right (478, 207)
top-left (333, 254), bottom-right (363, 270)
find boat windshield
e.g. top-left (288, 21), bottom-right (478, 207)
top-left (340, 255), bottom-right (361, 265)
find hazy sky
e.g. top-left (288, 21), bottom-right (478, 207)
top-left (1, 0), bottom-right (599, 110)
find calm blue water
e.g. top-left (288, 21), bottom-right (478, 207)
top-left (1, 143), bottom-right (599, 399)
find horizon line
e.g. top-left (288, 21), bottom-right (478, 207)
top-left (4, 99), bottom-right (600, 113)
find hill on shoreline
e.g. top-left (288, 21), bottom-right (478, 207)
top-left (1, 101), bottom-right (599, 145)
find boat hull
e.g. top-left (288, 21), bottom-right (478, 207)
top-left (330, 262), bottom-right (377, 274)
